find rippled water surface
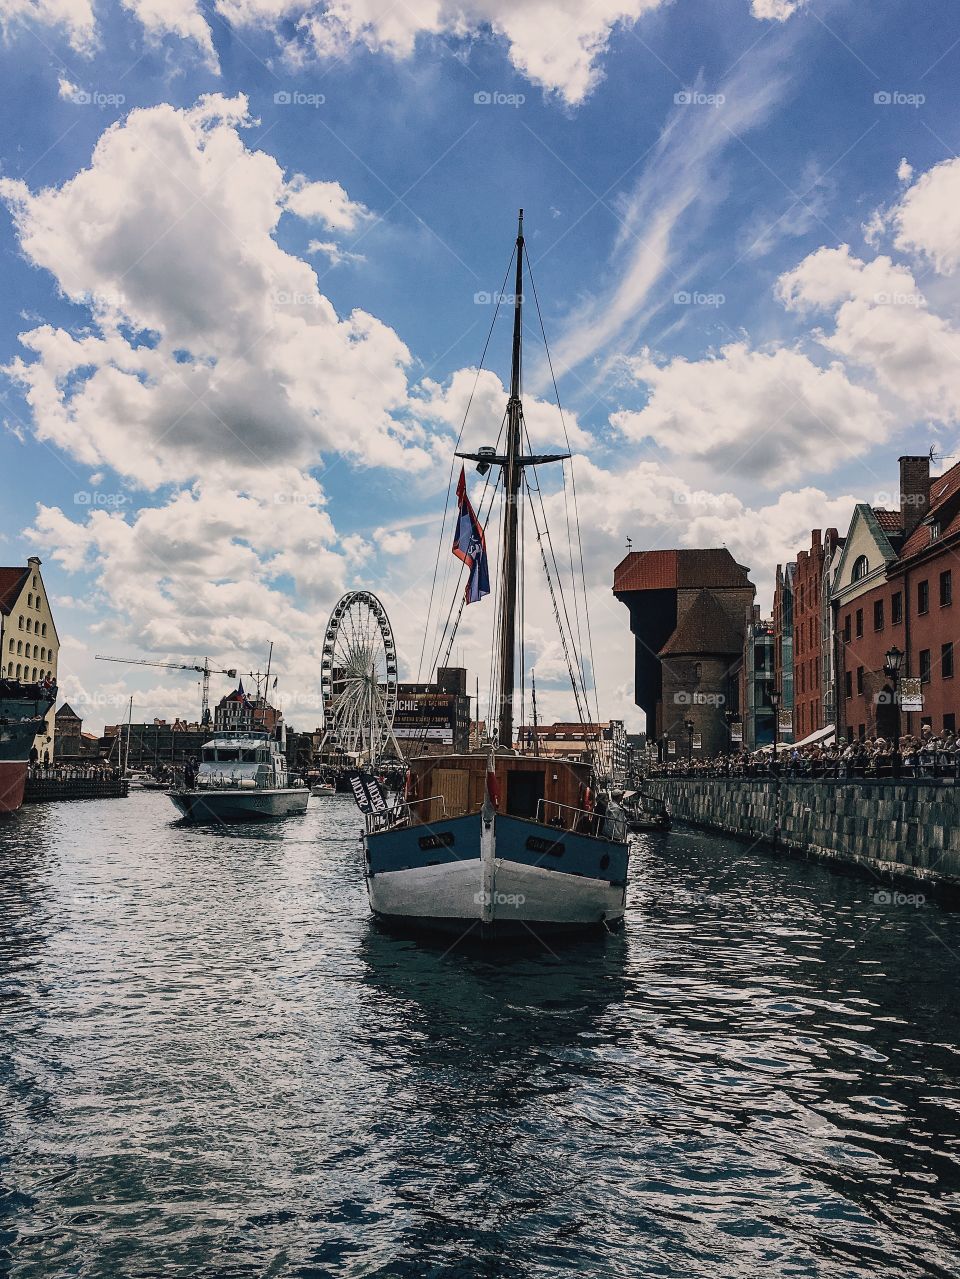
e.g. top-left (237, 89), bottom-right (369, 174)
top-left (2, 793), bottom-right (960, 1278)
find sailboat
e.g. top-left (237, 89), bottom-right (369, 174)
top-left (361, 211), bottom-right (630, 942)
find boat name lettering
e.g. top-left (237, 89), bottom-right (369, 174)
top-left (525, 836), bottom-right (565, 857)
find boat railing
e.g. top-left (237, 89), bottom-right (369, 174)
top-left (536, 799), bottom-right (628, 843)
top-left (367, 794), bottom-right (448, 833)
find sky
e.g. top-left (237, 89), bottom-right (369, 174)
top-left (1, 0), bottom-right (959, 736)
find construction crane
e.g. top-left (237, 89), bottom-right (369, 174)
top-left (94, 654), bottom-right (252, 726)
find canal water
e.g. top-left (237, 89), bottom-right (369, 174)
top-left (1, 794), bottom-right (959, 1279)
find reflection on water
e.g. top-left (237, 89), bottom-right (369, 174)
top-left (1, 793), bottom-right (959, 1277)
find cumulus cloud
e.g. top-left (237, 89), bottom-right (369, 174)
top-left (889, 157), bottom-right (960, 276)
top-left (778, 244), bottom-right (960, 421)
top-left (611, 342), bottom-right (885, 481)
top-left (0, 95), bottom-right (430, 487)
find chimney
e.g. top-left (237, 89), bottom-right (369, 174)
top-left (899, 454), bottom-right (930, 538)
top-left (811, 528), bottom-right (821, 550)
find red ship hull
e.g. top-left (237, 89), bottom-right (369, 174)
top-left (0, 759), bottom-right (28, 813)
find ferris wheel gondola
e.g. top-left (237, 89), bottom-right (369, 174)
top-left (320, 591), bottom-right (402, 766)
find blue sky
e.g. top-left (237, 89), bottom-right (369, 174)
top-left (1, 0), bottom-right (959, 732)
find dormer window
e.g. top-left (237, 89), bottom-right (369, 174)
top-left (851, 555), bottom-right (869, 582)
top-left (930, 521), bottom-right (941, 541)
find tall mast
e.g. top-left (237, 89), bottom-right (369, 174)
top-left (497, 209), bottom-right (524, 750)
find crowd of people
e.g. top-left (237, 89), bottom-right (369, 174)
top-left (648, 725), bottom-right (960, 779)
top-left (27, 760), bottom-right (123, 780)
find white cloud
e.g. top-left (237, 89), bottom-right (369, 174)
top-left (121, 0), bottom-right (218, 69)
top-left (750, 0), bottom-right (804, 19)
top-left (307, 239), bottom-right (365, 266)
top-left (889, 157), bottom-right (960, 276)
top-left (778, 244), bottom-right (960, 421)
top-left (0, 0), bottom-right (96, 53)
top-left (378, 528), bottom-right (413, 555)
top-left (0, 95), bottom-right (430, 488)
top-left (284, 174), bottom-right (369, 231)
top-left (611, 342), bottom-right (885, 481)
top-left (414, 366), bottom-right (593, 450)
top-left (897, 157), bottom-right (913, 185)
top-left (57, 74), bottom-right (82, 101)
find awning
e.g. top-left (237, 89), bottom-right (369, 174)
top-left (792, 725), bottom-right (836, 748)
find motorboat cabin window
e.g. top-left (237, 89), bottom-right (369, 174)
top-left (241, 749), bottom-right (258, 762)
top-left (201, 747), bottom-right (216, 761)
top-left (217, 748), bottom-right (240, 762)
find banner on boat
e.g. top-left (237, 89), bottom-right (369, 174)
top-left (347, 772), bottom-right (388, 815)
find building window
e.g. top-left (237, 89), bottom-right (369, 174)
top-left (945, 713), bottom-right (956, 734)
top-left (873, 599), bottom-right (884, 631)
top-left (855, 608), bottom-right (863, 638)
top-left (16, 641), bottom-right (22, 655)
top-left (918, 580), bottom-right (929, 614)
top-left (892, 591), bottom-right (903, 624)
top-left (694, 662), bottom-right (702, 681)
top-left (852, 555), bottom-right (869, 581)
top-left (41, 624), bottom-right (46, 637)
top-left (941, 570), bottom-right (952, 607)
top-left (24, 644), bottom-right (30, 658)
top-left (931, 521), bottom-right (941, 541)
top-left (27, 593), bottom-right (32, 607)
top-left (843, 614), bottom-right (851, 643)
top-left (856, 666), bottom-right (864, 695)
top-left (845, 670), bottom-right (852, 698)
top-left (919, 649), bottom-right (932, 683)
top-left (943, 642), bottom-right (954, 680)
top-left (18, 616), bottom-right (23, 629)
top-left (26, 619), bottom-right (31, 633)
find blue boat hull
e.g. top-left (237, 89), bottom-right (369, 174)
top-left (365, 811), bottom-right (629, 938)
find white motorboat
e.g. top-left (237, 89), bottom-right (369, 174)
top-left (170, 729), bottom-right (308, 823)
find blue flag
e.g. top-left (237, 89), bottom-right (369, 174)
top-left (452, 466), bottom-right (490, 604)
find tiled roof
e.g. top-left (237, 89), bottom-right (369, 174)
top-left (872, 508), bottom-right (902, 533)
top-left (0, 567), bottom-right (29, 615)
top-left (56, 703), bottom-right (80, 719)
top-left (613, 549), bottom-right (752, 593)
top-left (899, 460), bottom-right (960, 561)
top-left (659, 589), bottom-right (744, 656)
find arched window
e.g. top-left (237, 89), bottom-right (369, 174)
top-left (31, 667), bottom-right (37, 681)
top-left (42, 623), bottom-right (47, 636)
top-left (16, 641), bottom-right (22, 655)
top-left (16, 663), bottom-right (21, 678)
top-left (26, 618), bottom-right (32, 633)
top-left (18, 616), bottom-right (23, 629)
top-left (851, 555), bottom-right (869, 582)
top-left (694, 662), bottom-right (703, 681)
top-left (27, 593), bottom-right (32, 607)
top-left (24, 644), bottom-right (30, 659)
top-left (7, 639), bottom-right (12, 652)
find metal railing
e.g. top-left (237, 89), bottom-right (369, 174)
top-left (536, 799), bottom-right (628, 842)
top-left (645, 756), bottom-right (960, 782)
top-left (366, 793), bottom-right (448, 833)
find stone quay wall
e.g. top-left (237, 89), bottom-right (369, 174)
top-left (643, 778), bottom-right (960, 895)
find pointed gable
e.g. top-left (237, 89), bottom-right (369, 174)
top-left (659, 589), bottom-right (743, 656)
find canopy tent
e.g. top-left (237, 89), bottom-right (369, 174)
top-left (792, 725), bottom-right (836, 748)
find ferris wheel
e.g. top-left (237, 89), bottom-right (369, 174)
top-left (320, 591), bottom-right (402, 764)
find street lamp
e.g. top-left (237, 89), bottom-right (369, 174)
top-left (684, 717), bottom-right (695, 763)
top-left (884, 644), bottom-right (905, 752)
top-left (768, 683), bottom-right (780, 765)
